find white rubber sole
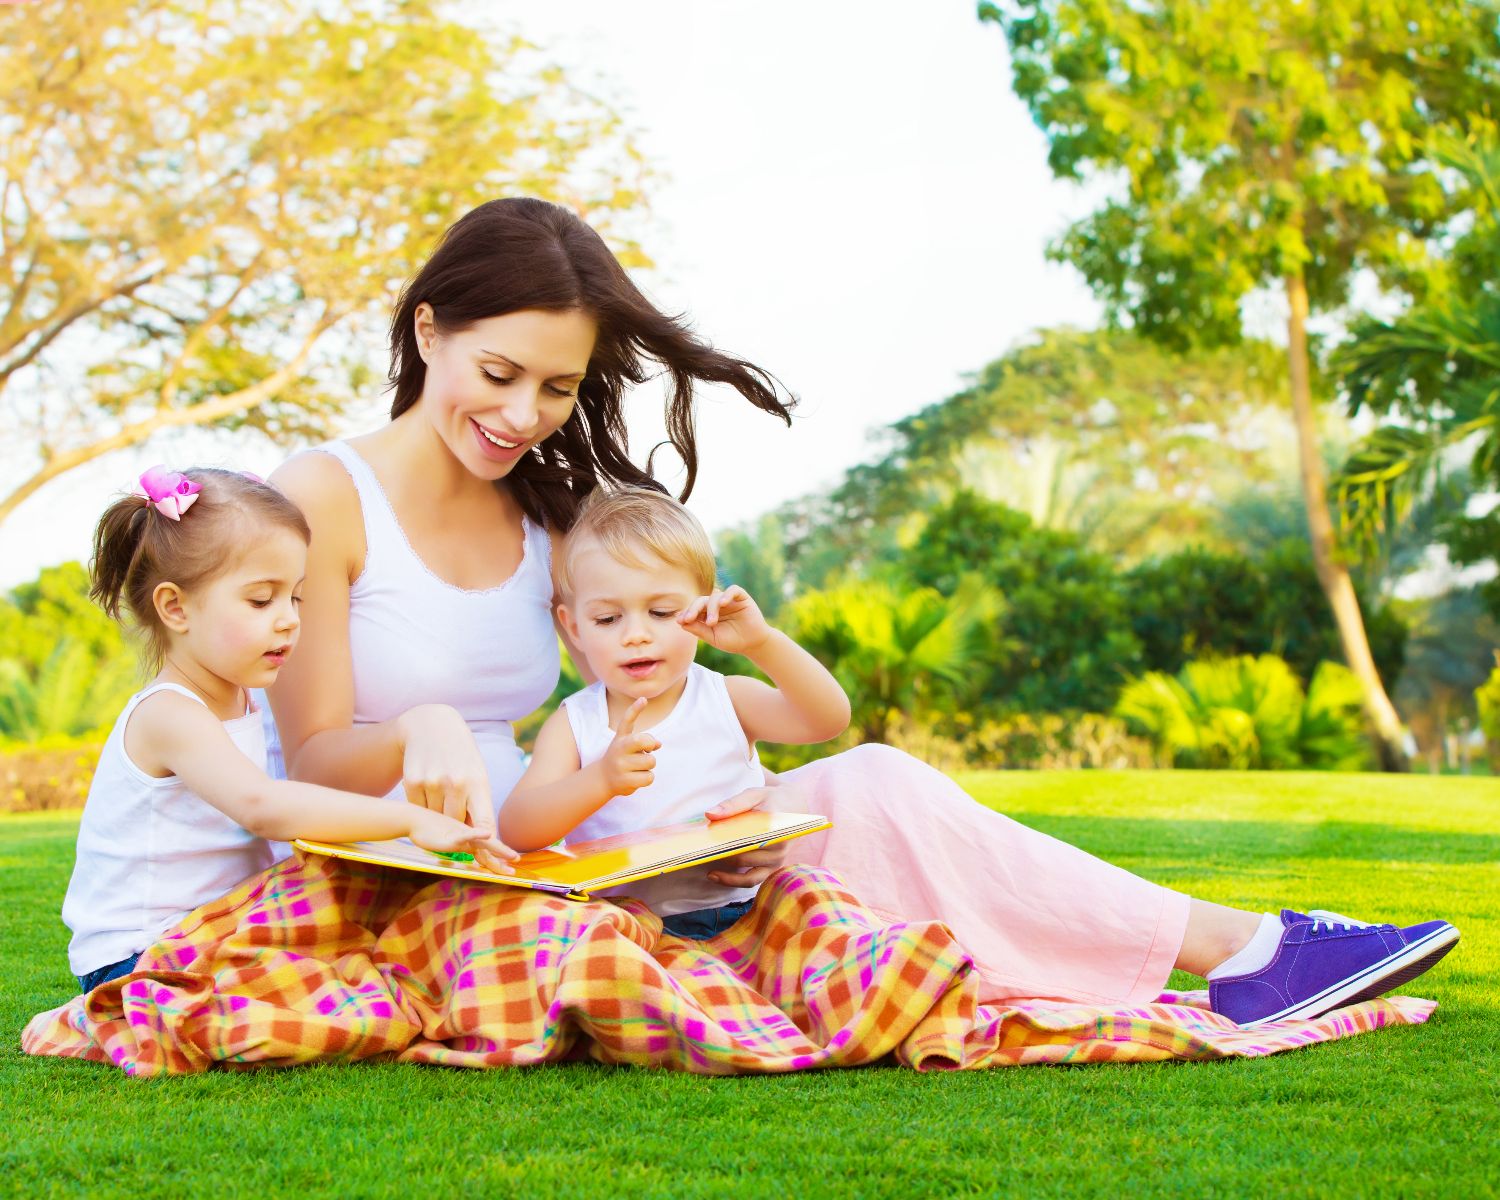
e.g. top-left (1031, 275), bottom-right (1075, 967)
top-left (1239, 923), bottom-right (1461, 1028)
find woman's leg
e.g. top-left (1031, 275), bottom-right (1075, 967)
top-left (776, 745), bottom-right (1459, 1021)
top-left (1178, 899), bottom-right (1262, 976)
top-left (776, 744), bottom-right (1202, 1005)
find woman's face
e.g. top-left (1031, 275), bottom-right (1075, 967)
top-left (413, 305), bottom-right (597, 481)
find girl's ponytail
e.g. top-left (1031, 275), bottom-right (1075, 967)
top-left (89, 494), bottom-right (154, 623)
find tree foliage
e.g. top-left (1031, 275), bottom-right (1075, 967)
top-left (897, 491), bottom-right (1140, 713)
top-left (1391, 588), bottom-right (1500, 763)
top-left (983, 0), bottom-right (1497, 340)
top-left (1124, 542), bottom-right (1406, 687)
top-left (0, 0), bottom-right (647, 522)
top-left (0, 562), bottom-right (140, 740)
top-left (773, 328), bottom-right (1294, 575)
top-left (1332, 130), bottom-right (1500, 612)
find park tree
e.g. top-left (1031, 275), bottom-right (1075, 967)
top-left (1333, 130), bottom-right (1500, 618)
top-left (898, 490), bottom-right (1141, 713)
top-left (868, 328), bottom-right (1294, 558)
top-left (0, 0), bottom-right (645, 525)
top-left (770, 327), bottom-right (1296, 587)
top-left (982, 0), bottom-right (1500, 769)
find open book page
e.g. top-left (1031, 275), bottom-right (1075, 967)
top-left (294, 810), bottom-right (830, 901)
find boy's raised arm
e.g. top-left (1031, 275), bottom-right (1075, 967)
top-left (725, 635), bottom-right (851, 745)
top-left (679, 585), bottom-right (850, 746)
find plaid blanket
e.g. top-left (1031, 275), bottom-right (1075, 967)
top-left (22, 854), bottom-right (1434, 1076)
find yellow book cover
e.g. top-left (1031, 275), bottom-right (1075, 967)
top-left (293, 809), bottom-right (831, 901)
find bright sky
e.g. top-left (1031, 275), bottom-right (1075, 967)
top-left (0, 0), bottom-right (1100, 590)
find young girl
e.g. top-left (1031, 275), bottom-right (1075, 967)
top-left (62, 466), bottom-right (514, 993)
top-left (499, 488), bottom-right (850, 938)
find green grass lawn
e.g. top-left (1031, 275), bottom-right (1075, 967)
top-left (5, 771), bottom-right (1496, 1199)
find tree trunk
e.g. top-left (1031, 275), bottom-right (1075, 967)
top-left (1284, 272), bottom-right (1409, 771)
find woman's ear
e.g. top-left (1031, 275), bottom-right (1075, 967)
top-left (153, 581), bottom-right (190, 634)
top-left (414, 302), bottom-right (437, 363)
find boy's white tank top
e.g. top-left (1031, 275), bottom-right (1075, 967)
top-left (62, 683), bottom-right (278, 977)
top-left (562, 664), bottom-right (762, 916)
top-left (272, 441), bottom-right (559, 812)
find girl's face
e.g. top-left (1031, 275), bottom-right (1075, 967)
top-left (558, 540), bottom-right (703, 704)
top-left (413, 305), bottom-right (597, 481)
top-left (158, 525), bottom-right (307, 695)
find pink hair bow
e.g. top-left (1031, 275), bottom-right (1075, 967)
top-left (136, 465), bottom-right (201, 520)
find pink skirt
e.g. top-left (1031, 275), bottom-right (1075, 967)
top-left (777, 744), bottom-right (1192, 1006)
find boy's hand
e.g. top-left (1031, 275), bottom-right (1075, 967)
top-left (408, 808), bottom-right (518, 875)
top-left (678, 585), bottom-right (772, 656)
top-left (602, 696), bottom-right (659, 798)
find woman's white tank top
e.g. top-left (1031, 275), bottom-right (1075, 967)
top-left (562, 664), bottom-right (763, 916)
top-left (62, 684), bottom-right (277, 976)
top-left (309, 441), bottom-right (559, 811)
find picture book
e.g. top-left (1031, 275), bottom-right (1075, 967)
top-left (293, 809), bottom-right (831, 901)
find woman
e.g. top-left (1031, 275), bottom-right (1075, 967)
top-left (269, 197), bottom-right (1456, 1028)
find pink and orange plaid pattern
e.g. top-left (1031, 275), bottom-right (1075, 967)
top-left (22, 854), bottom-right (1434, 1076)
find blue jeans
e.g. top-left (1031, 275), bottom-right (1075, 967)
top-left (659, 897), bottom-right (756, 941)
top-left (77, 954), bottom-right (140, 994)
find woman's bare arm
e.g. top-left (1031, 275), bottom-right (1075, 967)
top-left (269, 451), bottom-right (499, 832)
top-left (268, 452), bottom-right (407, 796)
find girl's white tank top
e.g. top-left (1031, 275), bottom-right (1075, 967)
top-left (562, 664), bottom-right (763, 916)
top-left (300, 442), bottom-right (559, 811)
top-left (62, 683), bottom-right (277, 977)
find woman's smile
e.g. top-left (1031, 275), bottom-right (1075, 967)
top-left (469, 417), bottom-right (530, 462)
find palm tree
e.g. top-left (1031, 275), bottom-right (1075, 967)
top-left (0, 639), bottom-right (140, 742)
top-left (1332, 132), bottom-right (1500, 579)
top-left (788, 577), bottom-right (1000, 744)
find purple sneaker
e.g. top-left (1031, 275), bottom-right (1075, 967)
top-left (1209, 909), bottom-right (1460, 1027)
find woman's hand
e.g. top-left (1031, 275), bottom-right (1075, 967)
top-left (397, 704), bottom-right (495, 833)
top-left (678, 585), bottom-right (772, 657)
top-left (703, 783), bottom-right (790, 887)
top-left (407, 807), bottom-right (518, 875)
top-left (601, 696), bottom-right (659, 798)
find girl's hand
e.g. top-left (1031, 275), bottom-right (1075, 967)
top-left (703, 784), bottom-right (790, 887)
top-left (408, 807), bottom-right (518, 876)
top-left (397, 704), bottom-right (495, 834)
top-left (678, 585), bottom-right (772, 657)
top-left (602, 696), bottom-right (659, 798)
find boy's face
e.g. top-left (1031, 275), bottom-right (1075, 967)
top-left (559, 539), bottom-right (703, 701)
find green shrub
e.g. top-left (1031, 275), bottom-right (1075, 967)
top-left (899, 491), bottom-right (1142, 714)
top-left (1115, 654), bottom-right (1371, 770)
top-left (1124, 542), bottom-right (1408, 686)
top-left (922, 710), bottom-right (1158, 770)
top-left (1477, 653), bottom-right (1500, 772)
top-left (787, 575), bottom-right (1000, 744)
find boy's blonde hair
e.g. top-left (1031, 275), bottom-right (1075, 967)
top-left (560, 486), bottom-right (716, 598)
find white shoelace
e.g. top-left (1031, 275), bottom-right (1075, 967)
top-left (1306, 909), bottom-right (1376, 933)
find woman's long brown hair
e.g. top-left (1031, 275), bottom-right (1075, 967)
top-left (388, 197), bottom-right (795, 531)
